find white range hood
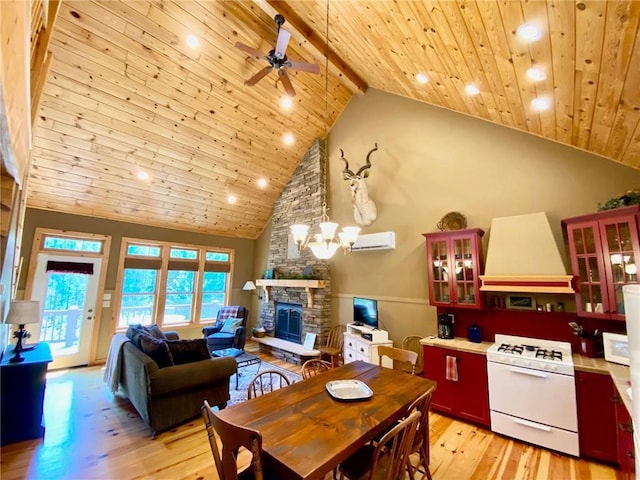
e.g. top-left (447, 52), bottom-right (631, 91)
top-left (479, 212), bottom-right (575, 294)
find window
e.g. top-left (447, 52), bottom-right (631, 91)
top-left (114, 239), bottom-right (233, 329)
top-left (43, 235), bottom-right (104, 253)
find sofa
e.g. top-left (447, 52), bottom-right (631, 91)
top-left (110, 327), bottom-right (236, 436)
top-left (202, 306), bottom-right (249, 352)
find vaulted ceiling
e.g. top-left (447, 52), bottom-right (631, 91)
top-left (27, 0), bottom-right (640, 238)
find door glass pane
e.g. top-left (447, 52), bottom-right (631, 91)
top-left (41, 272), bottom-right (89, 356)
top-left (119, 268), bottom-right (157, 328)
top-left (164, 270), bottom-right (195, 324)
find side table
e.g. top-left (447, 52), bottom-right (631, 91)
top-left (1, 342), bottom-right (53, 446)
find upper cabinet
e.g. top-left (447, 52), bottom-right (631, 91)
top-left (422, 228), bottom-right (485, 309)
top-left (562, 205), bottom-right (640, 320)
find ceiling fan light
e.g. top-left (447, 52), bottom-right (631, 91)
top-left (280, 96), bottom-right (294, 110)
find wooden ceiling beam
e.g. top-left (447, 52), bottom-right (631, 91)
top-left (256, 0), bottom-right (367, 95)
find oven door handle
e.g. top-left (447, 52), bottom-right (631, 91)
top-left (513, 417), bottom-right (552, 432)
top-left (509, 366), bottom-right (548, 378)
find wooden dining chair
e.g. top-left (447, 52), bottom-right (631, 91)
top-left (378, 345), bottom-right (419, 375)
top-left (406, 386), bottom-right (436, 480)
top-left (301, 359), bottom-right (331, 379)
top-left (337, 410), bottom-right (421, 480)
top-left (201, 400), bottom-right (265, 480)
top-left (401, 335), bottom-right (424, 374)
top-left (247, 369), bottom-right (291, 399)
top-left (319, 324), bottom-right (346, 367)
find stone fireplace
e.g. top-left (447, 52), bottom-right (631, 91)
top-left (256, 139), bottom-right (333, 363)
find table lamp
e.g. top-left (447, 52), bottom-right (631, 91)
top-left (4, 300), bottom-right (40, 363)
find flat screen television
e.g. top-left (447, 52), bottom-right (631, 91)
top-left (353, 297), bottom-right (378, 329)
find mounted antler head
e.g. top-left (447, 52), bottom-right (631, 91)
top-left (355, 143), bottom-right (378, 178)
top-left (340, 149), bottom-right (355, 180)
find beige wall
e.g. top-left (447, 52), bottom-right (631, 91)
top-left (318, 88), bottom-right (640, 345)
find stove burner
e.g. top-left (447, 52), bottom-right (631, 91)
top-left (497, 344), bottom-right (523, 355)
top-left (535, 349), bottom-right (563, 361)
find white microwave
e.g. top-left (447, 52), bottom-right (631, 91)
top-left (603, 332), bottom-right (629, 365)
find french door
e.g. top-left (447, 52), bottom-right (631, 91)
top-left (29, 253), bottom-right (102, 369)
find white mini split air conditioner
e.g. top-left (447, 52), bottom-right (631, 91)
top-left (351, 232), bottom-right (396, 252)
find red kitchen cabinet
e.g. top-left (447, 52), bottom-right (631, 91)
top-left (563, 205), bottom-right (640, 321)
top-left (575, 371), bottom-right (618, 463)
top-left (422, 228), bottom-right (485, 309)
top-left (423, 345), bottom-right (490, 427)
top-left (615, 391), bottom-right (636, 478)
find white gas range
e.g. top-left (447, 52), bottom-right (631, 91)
top-left (486, 334), bottom-right (579, 456)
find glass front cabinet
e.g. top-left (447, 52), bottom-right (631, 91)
top-left (422, 228), bottom-right (485, 309)
top-left (562, 205), bottom-right (640, 320)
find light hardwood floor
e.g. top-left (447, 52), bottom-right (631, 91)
top-left (0, 342), bottom-right (621, 480)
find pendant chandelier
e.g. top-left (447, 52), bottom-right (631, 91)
top-left (289, 0), bottom-right (360, 260)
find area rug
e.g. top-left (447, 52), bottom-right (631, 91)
top-left (228, 360), bottom-right (302, 406)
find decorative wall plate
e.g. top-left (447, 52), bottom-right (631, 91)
top-left (437, 211), bottom-right (468, 231)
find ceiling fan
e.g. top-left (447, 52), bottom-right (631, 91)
top-left (235, 14), bottom-right (320, 97)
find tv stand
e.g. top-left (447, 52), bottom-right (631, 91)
top-left (344, 324), bottom-right (392, 367)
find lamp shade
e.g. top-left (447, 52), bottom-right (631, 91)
top-left (243, 281), bottom-right (257, 291)
top-left (5, 300), bottom-right (41, 325)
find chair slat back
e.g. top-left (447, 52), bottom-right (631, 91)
top-left (247, 369), bottom-right (291, 399)
top-left (201, 400), bottom-right (264, 480)
top-left (301, 359), bottom-right (331, 379)
top-left (401, 335), bottom-right (424, 373)
top-left (378, 345), bottom-right (418, 375)
top-left (370, 410), bottom-right (421, 480)
top-left (406, 386), bottom-right (436, 480)
top-left (326, 324), bottom-right (346, 349)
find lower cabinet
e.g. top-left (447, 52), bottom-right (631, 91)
top-left (575, 371), bottom-right (619, 464)
top-left (423, 345), bottom-right (490, 427)
top-left (615, 391), bottom-right (636, 478)
top-left (344, 333), bottom-right (392, 367)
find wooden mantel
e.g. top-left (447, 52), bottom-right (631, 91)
top-left (255, 279), bottom-right (326, 307)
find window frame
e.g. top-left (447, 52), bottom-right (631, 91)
top-left (113, 237), bottom-right (234, 331)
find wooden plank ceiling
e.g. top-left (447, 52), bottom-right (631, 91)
top-left (28, 0), bottom-right (640, 238)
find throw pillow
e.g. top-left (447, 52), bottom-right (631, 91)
top-left (126, 324), bottom-right (147, 349)
top-left (220, 317), bottom-right (244, 334)
top-left (144, 323), bottom-right (166, 340)
top-left (139, 334), bottom-right (174, 368)
top-left (166, 339), bottom-right (211, 365)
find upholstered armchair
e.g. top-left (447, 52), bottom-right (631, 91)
top-left (202, 306), bottom-right (249, 352)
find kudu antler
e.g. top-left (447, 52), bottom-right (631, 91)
top-left (340, 143), bottom-right (378, 226)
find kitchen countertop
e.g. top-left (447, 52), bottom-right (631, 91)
top-left (420, 336), bottom-right (632, 416)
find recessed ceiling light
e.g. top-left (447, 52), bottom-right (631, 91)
top-left (415, 72), bottom-right (429, 84)
top-left (257, 178), bottom-right (268, 189)
top-left (526, 67), bottom-right (547, 82)
top-left (531, 97), bottom-right (550, 111)
top-left (465, 83), bottom-right (480, 95)
top-left (186, 34), bottom-right (199, 49)
top-left (283, 132), bottom-right (295, 146)
top-left (280, 96), bottom-right (293, 110)
top-left (517, 23), bottom-right (542, 42)
top-left (136, 171), bottom-right (149, 181)
top-left (227, 195), bottom-right (237, 204)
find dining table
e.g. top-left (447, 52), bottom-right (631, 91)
top-left (215, 360), bottom-right (437, 480)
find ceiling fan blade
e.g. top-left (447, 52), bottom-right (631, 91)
top-left (246, 66), bottom-right (273, 86)
top-left (234, 42), bottom-right (265, 59)
top-left (287, 61), bottom-right (320, 74)
top-left (274, 28), bottom-right (291, 59)
top-left (278, 69), bottom-right (296, 97)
